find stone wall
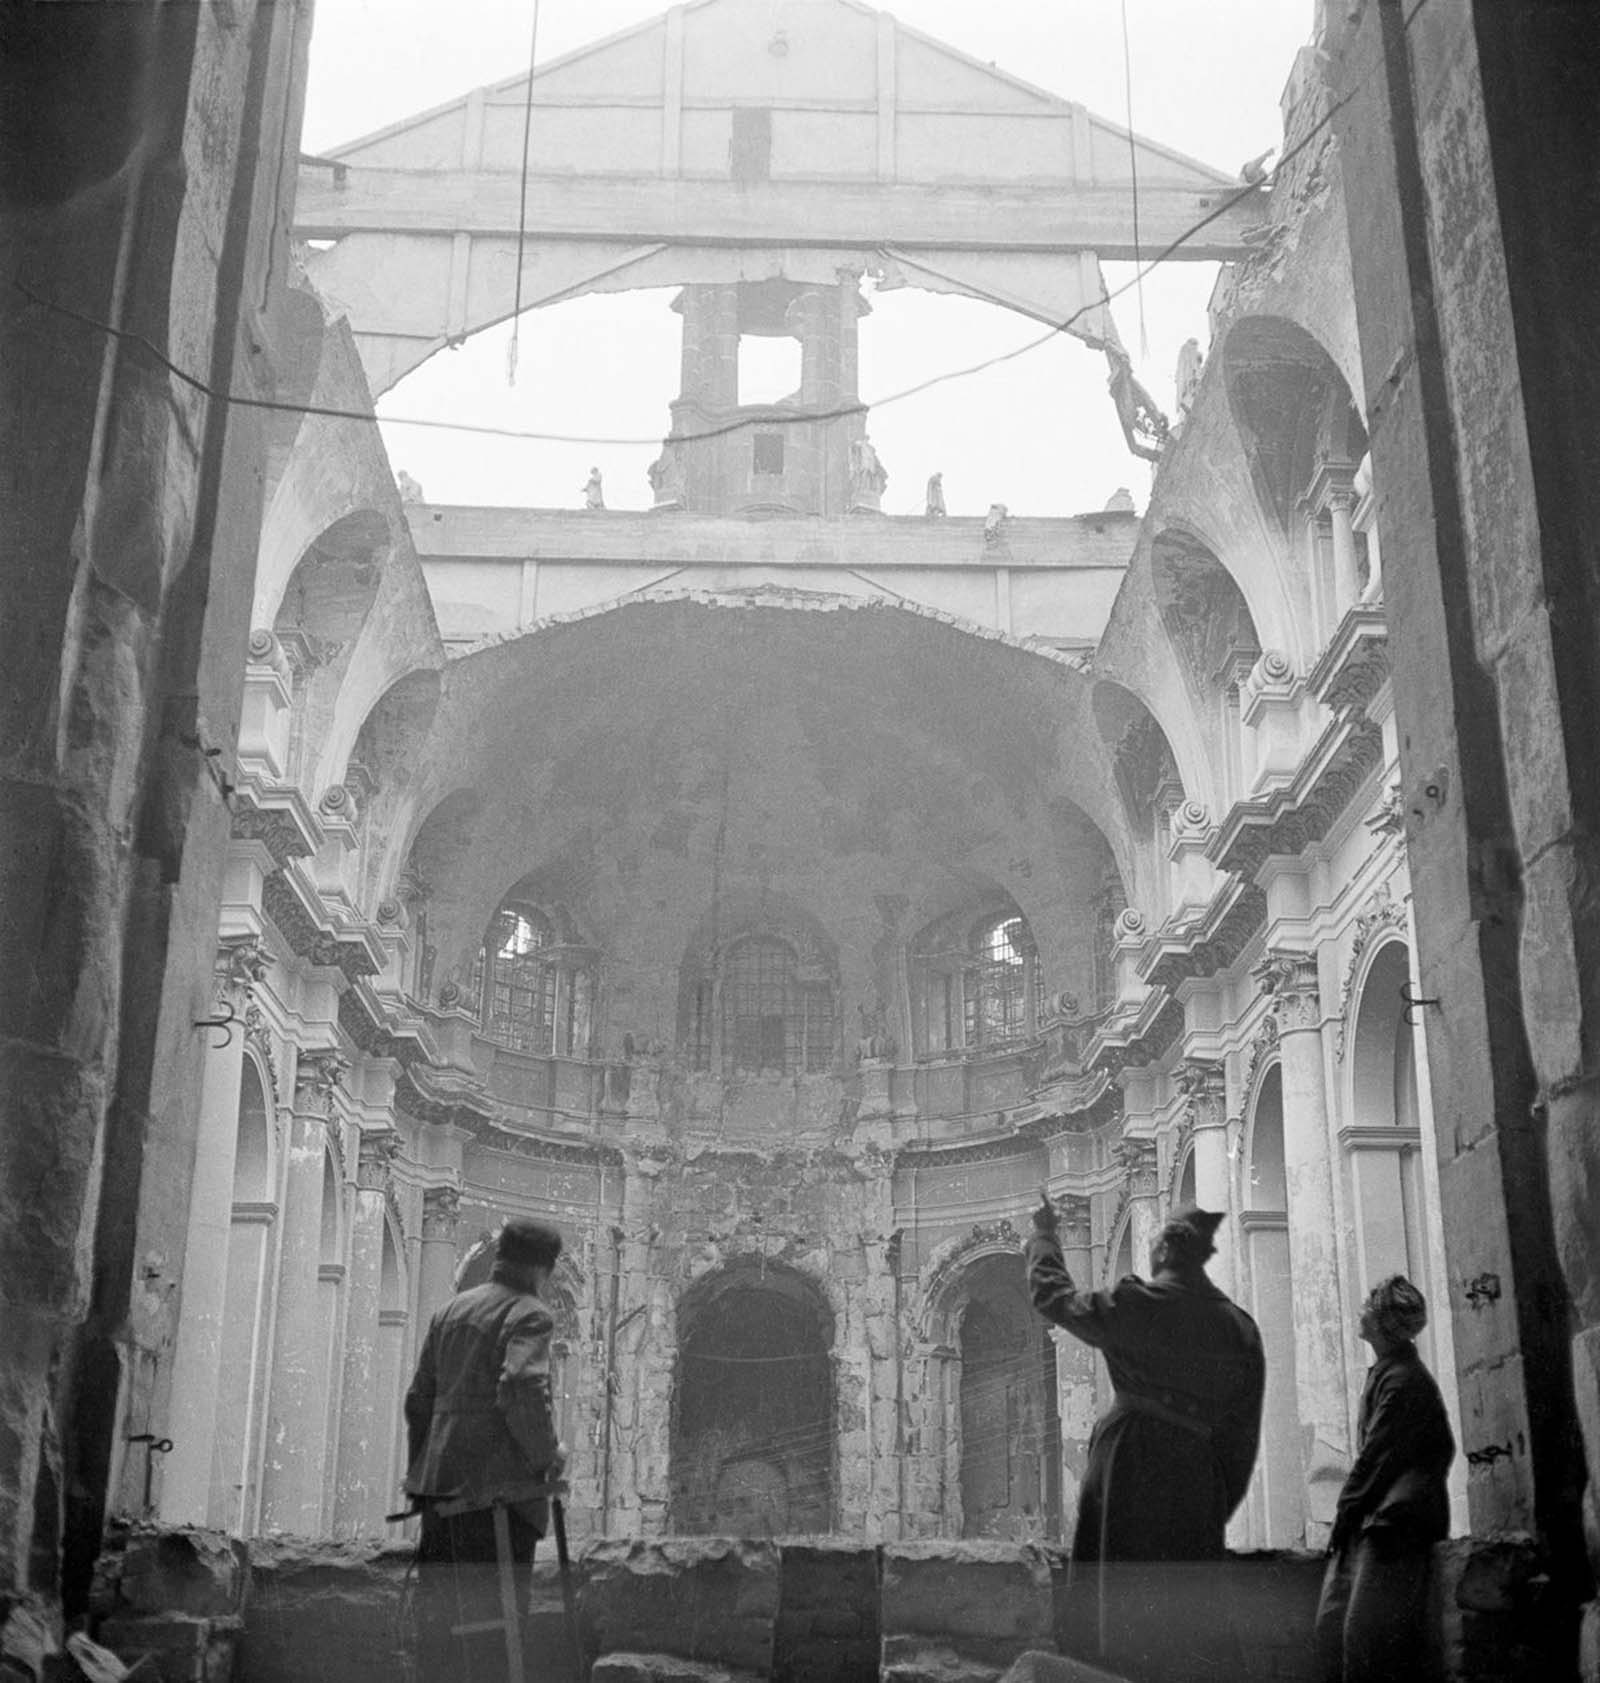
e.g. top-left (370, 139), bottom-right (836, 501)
top-left (69, 1528), bottom-right (1561, 1683)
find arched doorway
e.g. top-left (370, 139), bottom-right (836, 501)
top-left (957, 1253), bottom-right (1061, 1540)
top-left (1242, 1062), bottom-right (1306, 1545)
top-left (670, 1263), bottom-right (834, 1535)
top-left (210, 1057), bottom-right (274, 1532)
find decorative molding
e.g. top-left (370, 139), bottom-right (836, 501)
top-left (894, 1079), bottom-right (1122, 1170)
top-left (356, 1129), bottom-right (401, 1193)
top-left (243, 999), bottom-right (281, 1110)
top-left (421, 1185), bottom-right (461, 1241)
top-left (1086, 992), bottom-right (1184, 1081)
top-left (1307, 604), bottom-right (1390, 716)
top-left (1242, 1013), bottom-right (1281, 1107)
top-left (1114, 1135), bottom-right (1160, 1199)
top-left (293, 1048), bottom-right (349, 1115)
top-left (216, 932), bottom-right (272, 999)
top-left (230, 784), bottom-right (318, 866)
top-left (1334, 883), bottom-right (1410, 1059)
top-left (476, 1123), bottom-right (625, 1169)
top-left (1211, 715), bottom-right (1386, 882)
top-left (1254, 948), bottom-right (1321, 1031)
top-left (338, 983), bottom-right (436, 1067)
top-left (396, 1062), bottom-right (497, 1132)
top-left (1338, 1124), bottom-right (1421, 1153)
top-left (1143, 878), bottom-right (1268, 993)
top-left (261, 869), bottom-right (383, 980)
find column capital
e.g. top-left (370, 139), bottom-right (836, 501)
top-left (293, 1048), bottom-right (349, 1115)
top-left (1058, 1194), bottom-right (1094, 1251)
top-left (355, 1129), bottom-right (401, 1193)
top-left (1254, 948), bottom-right (1321, 1030)
top-left (215, 932), bottom-right (272, 1004)
top-left (421, 1184), bottom-right (462, 1241)
top-left (1175, 1056), bottom-right (1228, 1130)
top-left (1114, 1136), bottom-right (1160, 1200)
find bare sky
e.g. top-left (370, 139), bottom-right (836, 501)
top-left (301, 0), bottom-right (1313, 517)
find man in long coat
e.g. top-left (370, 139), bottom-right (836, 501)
top-left (404, 1217), bottom-right (565, 1680)
top-left (1026, 1197), bottom-right (1265, 1562)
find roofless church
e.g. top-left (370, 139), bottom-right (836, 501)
top-left (3, 1), bottom-right (1598, 1678)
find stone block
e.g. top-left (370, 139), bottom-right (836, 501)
top-left (997, 1653), bottom-right (1132, 1683)
top-left (580, 1538), bottom-right (779, 1678)
top-left (880, 1634), bottom-right (1009, 1683)
top-left (775, 1539), bottom-right (878, 1683)
top-left (590, 1654), bottom-right (763, 1683)
top-left (239, 1538), bottom-right (411, 1683)
top-left (95, 1614), bottom-right (239, 1683)
top-left (881, 1542), bottom-right (1053, 1647)
top-left (118, 1529), bottom-right (247, 1618)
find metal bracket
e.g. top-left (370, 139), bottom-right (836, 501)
top-left (1400, 981), bottom-right (1440, 1027)
top-left (126, 1433), bottom-right (174, 1515)
top-left (193, 997), bottom-right (238, 1049)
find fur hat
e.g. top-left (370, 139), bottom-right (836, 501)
top-left (496, 1218), bottom-right (564, 1272)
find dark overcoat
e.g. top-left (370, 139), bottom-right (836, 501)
top-left (404, 1267), bottom-right (560, 1529)
top-left (1026, 1233), bottom-right (1266, 1561)
top-left (1332, 1340), bottom-right (1454, 1548)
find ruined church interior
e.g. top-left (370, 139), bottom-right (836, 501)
top-left (3, 0), bottom-right (1600, 1678)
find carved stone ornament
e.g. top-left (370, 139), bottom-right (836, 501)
top-left (421, 1185), bottom-right (462, 1241)
top-left (1365, 781), bottom-right (1405, 839)
top-left (244, 999), bottom-right (280, 1109)
top-left (294, 1048), bottom-right (349, 1113)
top-left (1243, 1012), bottom-right (1281, 1102)
top-left (1334, 883), bottom-right (1410, 1059)
top-left (1114, 907), bottom-right (1147, 941)
top-left (1115, 1135), bottom-right (1160, 1198)
top-left (247, 629), bottom-right (277, 662)
top-left (1057, 1195), bottom-right (1094, 1250)
top-left (1254, 948), bottom-right (1321, 1030)
top-left (215, 933), bottom-right (272, 999)
top-left (1177, 1057), bottom-right (1228, 1130)
top-left (356, 1130), bottom-right (401, 1193)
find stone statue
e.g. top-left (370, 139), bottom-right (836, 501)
top-left (855, 1003), bottom-right (897, 1063)
top-left (1175, 338), bottom-right (1204, 417)
top-left (983, 502), bottom-right (1009, 544)
top-left (925, 471), bottom-right (946, 518)
top-left (582, 466), bottom-right (605, 510)
top-left (848, 435), bottom-right (887, 507)
top-left (396, 469), bottom-right (425, 504)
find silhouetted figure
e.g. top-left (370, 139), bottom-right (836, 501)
top-left (405, 1219), bottom-right (566, 1683)
top-left (582, 467), bottom-right (605, 509)
top-left (1315, 1275), bottom-right (1454, 1683)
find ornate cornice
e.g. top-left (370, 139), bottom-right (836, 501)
top-left (1334, 882), bottom-right (1409, 1059)
top-left (1143, 878), bottom-right (1269, 992)
top-left (230, 781), bottom-right (319, 866)
top-left (1086, 993), bottom-right (1184, 1081)
top-left (1210, 715), bottom-right (1386, 882)
top-left (1176, 1056), bottom-right (1228, 1131)
top-left (896, 1082), bottom-right (1121, 1170)
top-left (1307, 605), bottom-right (1390, 716)
top-left (261, 869), bottom-right (384, 981)
top-left (1114, 1135), bottom-right (1160, 1199)
top-left (396, 1062), bottom-right (497, 1131)
top-left (338, 982), bottom-right (437, 1067)
top-left (355, 1129), bottom-right (401, 1193)
top-left (475, 1124), bottom-right (624, 1169)
top-left (215, 933), bottom-right (272, 998)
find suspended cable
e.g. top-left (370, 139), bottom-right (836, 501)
top-left (506, 0), bottom-right (544, 387)
top-left (1118, 0), bottom-right (1148, 363)
top-left (5, 75), bottom-right (1353, 452)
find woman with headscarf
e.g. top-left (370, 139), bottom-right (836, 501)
top-left (1026, 1196), bottom-right (1267, 1563)
top-left (1315, 1274), bottom-right (1455, 1682)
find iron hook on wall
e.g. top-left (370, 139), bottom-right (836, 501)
top-left (1400, 981), bottom-right (1440, 1027)
top-left (193, 996), bottom-right (238, 1049)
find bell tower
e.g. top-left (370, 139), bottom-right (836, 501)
top-left (650, 277), bottom-right (882, 518)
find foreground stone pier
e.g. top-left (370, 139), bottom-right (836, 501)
top-left (50, 1526), bottom-right (1560, 1683)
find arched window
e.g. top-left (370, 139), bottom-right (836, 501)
top-left (723, 936), bottom-right (832, 1075)
top-left (477, 902), bottom-right (596, 1057)
top-left (911, 907), bottom-right (1043, 1056)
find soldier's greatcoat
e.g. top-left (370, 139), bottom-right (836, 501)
top-left (1025, 1233), bottom-right (1266, 1561)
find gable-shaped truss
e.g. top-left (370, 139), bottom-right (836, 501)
top-left (296, 0), bottom-right (1258, 396)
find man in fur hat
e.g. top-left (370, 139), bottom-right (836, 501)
top-left (1027, 1196), bottom-right (1265, 1562)
top-left (404, 1217), bottom-right (566, 1678)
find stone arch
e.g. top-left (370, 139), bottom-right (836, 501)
top-left (1240, 1059), bottom-right (1304, 1547)
top-left (1343, 937), bottom-right (1433, 1316)
top-left (208, 1056), bottom-right (278, 1532)
top-left (1220, 315), bottom-right (1368, 540)
top-left (1090, 679), bottom-right (1188, 912)
top-left (324, 666), bottom-right (443, 903)
top-left (669, 1259), bottom-right (835, 1536)
top-left (954, 1252), bottom-right (1061, 1540)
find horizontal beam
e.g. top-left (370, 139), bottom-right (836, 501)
top-left (294, 167), bottom-right (1262, 262)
